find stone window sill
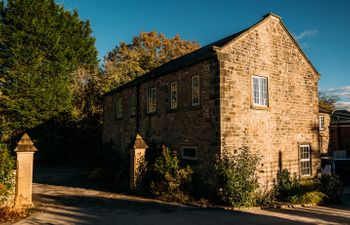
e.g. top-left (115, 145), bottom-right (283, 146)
top-left (250, 104), bottom-right (270, 110)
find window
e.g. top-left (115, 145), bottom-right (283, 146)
top-left (130, 93), bottom-right (136, 116)
top-left (252, 76), bottom-right (268, 106)
top-left (181, 147), bottom-right (198, 160)
top-left (300, 145), bottom-right (311, 176)
top-left (115, 96), bottom-right (122, 119)
top-left (319, 116), bottom-right (324, 130)
top-left (170, 82), bottom-right (178, 109)
top-left (191, 75), bottom-right (200, 106)
top-left (147, 88), bottom-right (157, 113)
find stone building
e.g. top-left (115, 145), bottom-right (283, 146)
top-left (103, 13), bottom-right (323, 187)
top-left (330, 110), bottom-right (350, 157)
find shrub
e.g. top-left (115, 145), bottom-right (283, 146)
top-left (214, 145), bottom-right (260, 207)
top-left (320, 174), bottom-right (343, 203)
top-left (275, 169), bottom-right (302, 202)
top-left (137, 145), bottom-right (193, 203)
top-left (295, 191), bottom-right (326, 205)
top-left (0, 143), bottom-right (15, 205)
top-left (275, 169), bottom-right (326, 204)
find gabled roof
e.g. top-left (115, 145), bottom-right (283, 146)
top-left (105, 13), bottom-right (319, 96)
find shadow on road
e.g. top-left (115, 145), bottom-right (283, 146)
top-left (33, 166), bottom-right (119, 193)
top-left (29, 166), bottom-right (350, 225)
top-left (30, 193), bottom-right (317, 225)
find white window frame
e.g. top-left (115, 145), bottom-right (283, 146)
top-left (300, 145), bottom-right (311, 176)
top-left (115, 96), bottom-right (122, 119)
top-left (130, 93), bottom-right (136, 116)
top-left (147, 88), bottom-right (157, 113)
top-left (191, 75), bottom-right (200, 106)
top-left (170, 82), bottom-right (178, 109)
top-left (181, 146), bottom-right (198, 161)
top-left (319, 115), bottom-right (324, 131)
top-left (252, 75), bottom-right (268, 107)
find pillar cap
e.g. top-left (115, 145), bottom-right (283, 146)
top-left (133, 134), bottom-right (148, 149)
top-left (15, 133), bottom-right (38, 152)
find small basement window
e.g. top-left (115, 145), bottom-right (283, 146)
top-left (181, 147), bottom-right (198, 160)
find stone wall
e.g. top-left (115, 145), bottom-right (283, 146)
top-left (319, 112), bottom-right (331, 155)
top-left (103, 58), bottom-right (221, 182)
top-left (217, 15), bottom-right (320, 187)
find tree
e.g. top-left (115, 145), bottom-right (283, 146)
top-left (104, 31), bottom-right (200, 90)
top-left (0, 0), bottom-right (98, 137)
top-left (319, 92), bottom-right (339, 111)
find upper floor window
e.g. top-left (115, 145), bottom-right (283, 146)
top-left (319, 115), bottom-right (324, 130)
top-left (252, 76), bottom-right (268, 106)
top-left (130, 93), bottom-right (136, 116)
top-left (300, 145), bottom-right (311, 176)
top-left (147, 88), bottom-right (157, 113)
top-left (170, 82), bottom-right (178, 109)
top-left (191, 75), bottom-right (200, 106)
top-left (115, 96), bottom-right (122, 119)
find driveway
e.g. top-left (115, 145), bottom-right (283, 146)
top-left (11, 167), bottom-right (350, 225)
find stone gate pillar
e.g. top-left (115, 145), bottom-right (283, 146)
top-left (14, 133), bottom-right (37, 208)
top-left (130, 134), bottom-right (148, 190)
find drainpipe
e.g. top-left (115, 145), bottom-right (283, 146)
top-left (136, 84), bottom-right (140, 133)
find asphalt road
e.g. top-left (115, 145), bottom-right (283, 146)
top-left (10, 167), bottom-right (350, 225)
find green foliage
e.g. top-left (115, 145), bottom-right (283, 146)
top-left (275, 169), bottom-right (327, 204)
top-left (0, 143), bottom-right (15, 204)
top-left (28, 115), bottom-right (100, 166)
top-left (0, 0), bottom-right (98, 137)
top-left (294, 191), bottom-right (326, 205)
top-left (214, 145), bottom-right (260, 207)
top-left (104, 31), bottom-right (200, 90)
top-left (275, 169), bottom-right (302, 202)
top-left (320, 174), bottom-right (343, 203)
top-left (137, 146), bottom-right (193, 203)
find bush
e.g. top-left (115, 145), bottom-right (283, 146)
top-left (275, 169), bottom-right (302, 202)
top-left (320, 174), bottom-right (343, 203)
top-left (0, 143), bottom-right (15, 204)
top-left (214, 145), bottom-right (260, 207)
top-left (275, 169), bottom-right (326, 205)
top-left (137, 145), bottom-right (193, 203)
top-left (295, 191), bottom-right (326, 205)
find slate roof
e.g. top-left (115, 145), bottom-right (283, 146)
top-left (332, 110), bottom-right (350, 124)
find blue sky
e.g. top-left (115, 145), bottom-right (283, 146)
top-left (57, 0), bottom-right (349, 107)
